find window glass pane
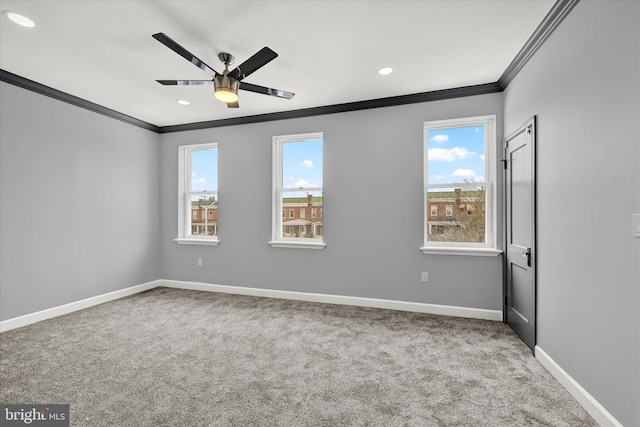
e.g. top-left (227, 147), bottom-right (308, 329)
top-left (189, 194), bottom-right (218, 237)
top-left (178, 143), bottom-right (219, 243)
top-left (427, 125), bottom-right (485, 185)
top-left (190, 148), bottom-right (218, 192)
top-left (424, 118), bottom-right (492, 247)
top-left (281, 190), bottom-right (322, 239)
top-left (427, 187), bottom-right (486, 243)
top-left (273, 133), bottom-right (324, 245)
top-left (282, 139), bottom-right (323, 189)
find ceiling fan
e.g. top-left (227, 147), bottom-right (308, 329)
top-left (152, 32), bottom-right (295, 108)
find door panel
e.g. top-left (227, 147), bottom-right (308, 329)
top-left (510, 144), bottom-right (532, 245)
top-left (504, 117), bottom-right (536, 351)
top-left (511, 264), bottom-right (531, 321)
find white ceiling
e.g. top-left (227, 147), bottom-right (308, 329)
top-left (0, 0), bottom-right (555, 127)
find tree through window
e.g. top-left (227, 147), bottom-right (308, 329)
top-left (423, 116), bottom-right (496, 249)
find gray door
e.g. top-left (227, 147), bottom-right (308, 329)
top-left (504, 117), bottom-right (536, 351)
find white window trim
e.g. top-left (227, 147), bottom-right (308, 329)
top-left (421, 115), bottom-right (501, 257)
top-left (269, 240), bottom-right (326, 250)
top-left (269, 132), bottom-right (325, 250)
top-left (419, 246), bottom-right (502, 256)
top-left (175, 143), bottom-right (220, 246)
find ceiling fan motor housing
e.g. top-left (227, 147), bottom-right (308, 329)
top-left (218, 52), bottom-right (235, 65)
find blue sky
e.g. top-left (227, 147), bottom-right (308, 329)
top-left (188, 131), bottom-right (478, 194)
top-left (191, 147), bottom-right (218, 192)
top-left (282, 139), bottom-right (323, 194)
top-left (189, 140), bottom-right (323, 196)
top-left (427, 125), bottom-right (485, 185)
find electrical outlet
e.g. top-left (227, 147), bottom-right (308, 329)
top-left (197, 258), bottom-right (203, 267)
top-left (421, 272), bottom-right (429, 282)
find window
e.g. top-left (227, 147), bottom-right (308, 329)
top-left (270, 132), bottom-right (325, 249)
top-left (422, 116), bottom-right (499, 256)
top-left (175, 143), bottom-right (219, 245)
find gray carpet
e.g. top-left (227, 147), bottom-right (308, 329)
top-left (1, 287), bottom-right (596, 426)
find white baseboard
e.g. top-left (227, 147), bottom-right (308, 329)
top-left (0, 280), bottom-right (161, 333)
top-left (535, 346), bottom-right (623, 427)
top-left (159, 280), bottom-right (503, 321)
top-left (0, 278), bottom-right (502, 332)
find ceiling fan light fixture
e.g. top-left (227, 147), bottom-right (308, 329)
top-left (214, 75), bottom-right (239, 103)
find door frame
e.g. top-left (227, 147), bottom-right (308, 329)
top-left (503, 116), bottom-right (537, 350)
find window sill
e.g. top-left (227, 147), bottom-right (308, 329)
top-left (420, 246), bottom-right (502, 257)
top-left (268, 240), bottom-right (326, 250)
top-left (174, 238), bottom-right (220, 246)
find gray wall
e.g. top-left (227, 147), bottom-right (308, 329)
top-left (503, 1), bottom-right (640, 426)
top-left (0, 82), bottom-right (161, 321)
top-left (159, 94), bottom-right (504, 310)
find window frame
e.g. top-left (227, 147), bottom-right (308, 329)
top-left (269, 132), bottom-right (325, 250)
top-left (175, 143), bottom-right (220, 246)
top-left (421, 115), bottom-right (500, 257)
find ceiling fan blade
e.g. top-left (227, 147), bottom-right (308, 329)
top-left (156, 80), bottom-right (214, 85)
top-left (152, 33), bottom-right (219, 77)
top-left (239, 82), bottom-right (295, 99)
top-left (226, 101), bottom-right (239, 108)
top-left (230, 47), bottom-right (278, 80)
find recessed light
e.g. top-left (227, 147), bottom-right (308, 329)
top-left (177, 99), bottom-right (190, 106)
top-left (2, 10), bottom-right (36, 28)
top-left (378, 66), bottom-right (393, 76)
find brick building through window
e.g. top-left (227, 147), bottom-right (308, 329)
top-left (427, 188), bottom-right (485, 242)
top-left (281, 193), bottom-right (323, 238)
top-left (191, 197), bottom-right (218, 236)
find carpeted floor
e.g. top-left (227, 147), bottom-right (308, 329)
top-left (1, 287), bottom-right (596, 426)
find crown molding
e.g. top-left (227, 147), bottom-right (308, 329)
top-left (498, 0), bottom-right (581, 89)
top-left (1, 66), bottom-right (499, 134)
top-left (0, 69), bottom-right (160, 133)
top-left (158, 82), bottom-right (502, 133)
